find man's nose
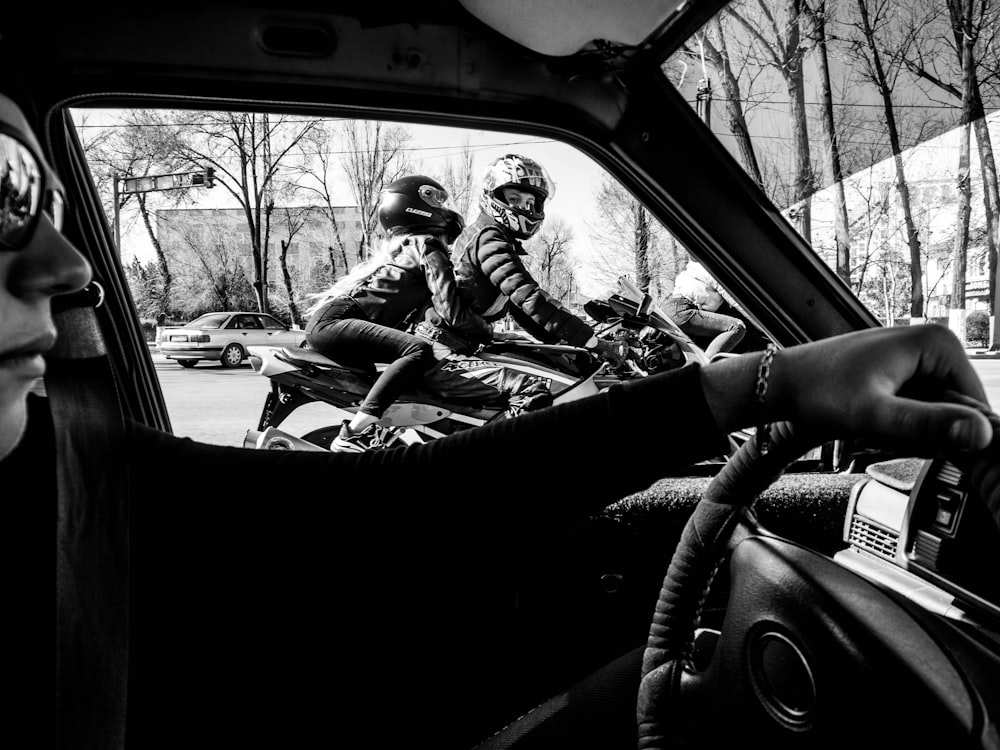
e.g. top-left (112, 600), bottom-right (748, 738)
top-left (10, 213), bottom-right (92, 298)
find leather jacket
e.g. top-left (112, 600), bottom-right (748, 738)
top-left (441, 213), bottom-right (595, 347)
top-left (312, 233), bottom-right (491, 343)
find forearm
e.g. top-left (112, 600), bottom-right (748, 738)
top-left (129, 364), bottom-right (730, 532)
top-left (699, 348), bottom-right (770, 433)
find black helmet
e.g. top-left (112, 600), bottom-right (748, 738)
top-left (377, 175), bottom-right (465, 243)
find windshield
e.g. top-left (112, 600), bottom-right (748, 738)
top-left (662, 0), bottom-right (997, 348)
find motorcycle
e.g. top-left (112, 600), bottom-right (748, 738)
top-left (243, 277), bottom-right (712, 452)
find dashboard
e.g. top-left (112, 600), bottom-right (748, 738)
top-left (836, 450), bottom-right (1000, 627)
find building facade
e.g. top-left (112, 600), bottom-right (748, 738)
top-left (155, 205), bottom-right (367, 296)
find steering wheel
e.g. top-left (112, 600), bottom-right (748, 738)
top-left (636, 421), bottom-right (996, 749)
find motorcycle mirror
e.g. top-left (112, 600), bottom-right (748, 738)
top-left (638, 293), bottom-right (653, 316)
top-left (584, 299), bottom-right (616, 322)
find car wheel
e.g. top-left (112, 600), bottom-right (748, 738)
top-left (220, 343), bottom-right (244, 368)
top-left (177, 359), bottom-right (198, 368)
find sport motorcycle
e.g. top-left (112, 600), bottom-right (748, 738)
top-left (242, 277), bottom-right (712, 452)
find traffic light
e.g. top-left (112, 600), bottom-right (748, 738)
top-left (190, 167), bottom-right (215, 189)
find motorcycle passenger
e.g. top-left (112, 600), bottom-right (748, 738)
top-left (664, 259), bottom-right (748, 359)
top-left (304, 175), bottom-right (494, 452)
top-left (416, 154), bottom-right (627, 373)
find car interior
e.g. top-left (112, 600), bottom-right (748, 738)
top-left (6, 0), bottom-right (998, 747)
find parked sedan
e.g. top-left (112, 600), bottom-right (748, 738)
top-left (158, 312), bottom-right (307, 368)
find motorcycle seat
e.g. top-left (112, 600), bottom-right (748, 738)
top-left (277, 346), bottom-right (375, 377)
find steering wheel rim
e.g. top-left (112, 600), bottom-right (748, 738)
top-left (636, 421), bottom-right (991, 749)
top-left (636, 421), bottom-right (814, 748)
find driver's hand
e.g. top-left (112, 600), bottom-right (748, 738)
top-left (766, 325), bottom-right (994, 454)
top-left (593, 337), bottom-right (628, 368)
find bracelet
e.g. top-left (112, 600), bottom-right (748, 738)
top-left (755, 343), bottom-right (777, 454)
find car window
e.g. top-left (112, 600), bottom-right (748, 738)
top-left (69, 105), bottom-right (944, 462)
top-left (72, 107), bottom-right (733, 446)
top-left (258, 315), bottom-right (285, 330)
top-left (661, 0), bottom-right (997, 347)
top-left (69, 107), bottom-right (809, 445)
top-left (188, 313), bottom-right (229, 329)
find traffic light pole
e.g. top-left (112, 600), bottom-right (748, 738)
top-left (113, 173), bottom-right (121, 256)
top-left (112, 167), bottom-right (215, 255)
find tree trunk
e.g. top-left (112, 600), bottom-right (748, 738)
top-left (787, 68), bottom-right (813, 241)
top-left (857, 0), bottom-right (924, 319)
top-left (973, 102), bottom-right (999, 349)
top-left (708, 18), bottom-right (764, 188)
top-left (949, 9), bottom-right (977, 345)
top-left (632, 203), bottom-right (651, 292)
top-left (785, 0), bottom-right (812, 242)
top-left (805, 2), bottom-right (851, 283)
top-left (137, 194), bottom-right (172, 317)
top-left (951, 123), bottom-right (972, 343)
top-left (280, 239), bottom-right (301, 326)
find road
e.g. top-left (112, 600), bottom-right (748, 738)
top-left (152, 352), bottom-right (348, 447)
top-left (152, 350), bottom-right (1000, 448)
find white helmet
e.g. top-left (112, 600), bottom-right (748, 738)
top-left (479, 154), bottom-right (555, 239)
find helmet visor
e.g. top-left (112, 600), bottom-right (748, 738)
top-left (417, 183), bottom-right (450, 209)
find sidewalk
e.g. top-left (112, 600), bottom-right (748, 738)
top-left (967, 347), bottom-right (1000, 359)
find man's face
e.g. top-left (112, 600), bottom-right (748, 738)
top-left (501, 187), bottom-right (538, 213)
top-left (0, 95), bottom-right (92, 460)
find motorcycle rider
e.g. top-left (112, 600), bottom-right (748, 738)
top-left (414, 153), bottom-right (627, 374)
top-left (304, 175), bottom-right (496, 452)
top-left (664, 258), bottom-right (749, 359)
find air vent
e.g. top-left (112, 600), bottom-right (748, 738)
top-left (259, 22), bottom-right (336, 58)
top-left (848, 516), bottom-right (898, 561)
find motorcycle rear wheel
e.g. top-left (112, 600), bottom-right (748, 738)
top-left (300, 425), bottom-right (340, 450)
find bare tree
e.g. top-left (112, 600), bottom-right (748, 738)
top-left (169, 111), bottom-right (324, 314)
top-left (172, 226), bottom-right (256, 316)
top-left (670, 14), bottom-right (766, 187)
top-left (292, 123), bottom-right (356, 284)
top-left (80, 109), bottom-right (199, 319)
top-left (726, 0), bottom-right (815, 240)
top-left (433, 135), bottom-right (478, 222)
top-left (275, 206), bottom-right (313, 326)
top-left (848, 0), bottom-right (926, 319)
top-left (522, 217), bottom-right (578, 302)
top-left (899, 0), bottom-right (1000, 346)
top-left (803, 0), bottom-right (853, 283)
top-left (587, 176), bottom-right (679, 300)
top-left (339, 120), bottom-right (413, 260)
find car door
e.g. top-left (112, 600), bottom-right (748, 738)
top-left (228, 314), bottom-right (262, 345)
top-left (256, 314), bottom-right (300, 347)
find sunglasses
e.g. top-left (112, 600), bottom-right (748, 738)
top-left (0, 128), bottom-right (65, 250)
